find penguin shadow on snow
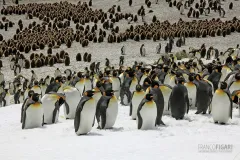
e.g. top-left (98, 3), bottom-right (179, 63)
top-left (105, 127), bottom-right (124, 132)
top-left (82, 132), bottom-right (103, 136)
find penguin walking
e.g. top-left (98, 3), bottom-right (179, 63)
top-left (74, 90), bottom-right (96, 135)
top-left (137, 93), bottom-right (157, 130)
top-left (212, 82), bottom-right (232, 124)
top-left (121, 46), bottom-right (126, 55)
top-left (96, 90), bottom-right (118, 129)
top-left (169, 77), bottom-right (190, 120)
top-left (41, 93), bottom-right (65, 124)
top-left (31, 70), bottom-right (38, 82)
top-left (0, 89), bottom-right (10, 107)
top-left (22, 93), bottom-right (44, 129)
top-left (13, 63), bottom-right (21, 76)
top-left (14, 89), bottom-right (21, 104)
top-left (63, 86), bottom-right (81, 119)
top-left (130, 85), bottom-right (146, 120)
top-left (119, 56), bottom-right (124, 66)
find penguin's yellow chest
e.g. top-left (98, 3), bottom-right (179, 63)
top-left (145, 101), bottom-right (155, 107)
top-left (31, 102), bottom-right (41, 108)
top-left (215, 89), bottom-right (226, 97)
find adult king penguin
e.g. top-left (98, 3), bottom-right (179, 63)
top-left (184, 75), bottom-right (197, 108)
top-left (96, 90), bottom-right (118, 129)
top-left (212, 82), bottom-right (232, 124)
top-left (169, 77), bottom-right (190, 120)
top-left (41, 92), bottom-right (65, 124)
top-left (159, 84), bottom-right (172, 115)
top-left (63, 86), bottom-right (81, 119)
top-left (22, 93), bottom-right (44, 129)
top-left (21, 90), bottom-right (34, 123)
top-left (137, 93), bottom-right (157, 130)
top-left (130, 84), bottom-right (146, 120)
top-left (74, 90), bottom-right (96, 135)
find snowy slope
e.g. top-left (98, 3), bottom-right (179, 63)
top-left (0, 103), bottom-right (240, 160)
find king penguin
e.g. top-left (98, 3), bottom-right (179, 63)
top-left (159, 84), bottom-right (172, 115)
top-left (74, 90), bottom-right (96, 135)
top-left (110, 71), bottom-right (121, 99)
top-left (96, 90), bottom-right (118, 129)
top-left (137, 93), bottom-right (157, 130)
top-left (212, 82), bottom-right (232, 124)
top-left (130, 84), bottom-right (146, 120)
top-left (63, 86), bottom-right (81, 119)
top-left (41, 92), bottom-right (65, 124)
top-left (21, 90), bottom-right (34, 123)
top-left (184, 75), bottom-right (197, 108)
top-left (22, 93), bottom-right (44, 129)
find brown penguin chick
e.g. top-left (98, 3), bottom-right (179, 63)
top-left (229, 2), bottom-right (233, 10)
top-left (83, 52), bottom-right (88, 62)
top-left (48, 57), bottom-right (54, 67)
top-left (87, 54), bottom-right (92, 62)
top-left (64, 56), bottom-right (70, 66)
top-left (76, 53), bottom-right (82, 61)
top-left (35, 59), bottom-right (42, 68)
top-left (31, 60), bottom-right (35, 68)
top-left (30, 53), bottom-right (35, 61)
top-left (47, 47), bottom-right (52, 55)
top-left (24, 59), bottom-right (30, 69)
top-left (66, 39), bottom-right (72, 48)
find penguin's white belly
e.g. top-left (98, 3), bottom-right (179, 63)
top-left (227, 75), bottom-right (235, 87)
top-left (19, 95), bottom-right (24, 103)
top-left (41, 85), bottom-right (47, 96)
top-left (24, 90), bottom-right (29, 100)
top-left (84, 80), bottom-right (92, 91)
top-left (104, 97), bottom-right (118, 129)
top-left (212, 93), bottom-right (230, 123)
top-left (41, 95), bottom-right (58, 124)
top-left (131, 92), bottom-right (145, 119)
top-left (64, 90), bottom-right (80, 119)
top-left (130, 80), bottom-right (138, 93)
top-left (32, 87), bottom-right (42, 96)
top-left (138, 103), bottom-right (157, 130)
top-left (76, 99), bottom-right (96, 135)
top-left (139, 75), bottom-right (147, 86)
top-left (161, 90), bottom-right (171, 114)
top-left (5, 94), bottom-right (10, 106)
top-left (75, 82), bottom-right (85, 96)
top-left (186, 86), bottom-right (197, 108)
top-left (93, 92), bottom-right (102, 105)
top-left (111, 79), bottom-right (120, 99)
top-left (168, 78), bottom-right (176, 87)
top-left (24, 106), bottom-right (43, 129)
top-left (229, 83), bottom-right (240, 94)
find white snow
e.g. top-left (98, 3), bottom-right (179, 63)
top-left (0, 103), bottom-right (240, 160)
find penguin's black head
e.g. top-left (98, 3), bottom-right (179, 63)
top-left (151, 80), bottom-right (159, 88)
top-left (105, 89), bottom-right (114, 96)
top-left (55, 76), bottom-right (62, 83)
top-left (146, 93), bottom-right (153, 101)
top-left (28, 90), bottom-right (34, 98)
top-left (177, 77), bottom-right (185, 84)
top-left (235, 73), bottom-right (240, 81)
top-left (188, 75), bottom-right (194, 82)
top-left (85, 90), bottom-right (95, 97)
top-left (220, 81), bottom-right (227, 90)
top-left (34, 80), bottom-right (38, 86)
top-left (136, 84), bottom-right (142, 92)
top-left (67, 76), bottom-right (71, 81)
top-left (96, 81), bottom-right (102, 88)
top-left (112, 71), bottom-right (118, 77)
top-left (32, 93), bottom-right (39, 102)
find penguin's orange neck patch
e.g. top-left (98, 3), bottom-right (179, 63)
top-left (216, 89), bottom-right (225, 95)
top-left (145, 101), bottom-right (154, 107)
top-left (32, 102), bottom-right (41, 108)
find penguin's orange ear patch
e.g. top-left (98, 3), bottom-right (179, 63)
top-left (216, 89), bottom-right (224, 95)
top-left (31, 102), bottom-right (41, 108)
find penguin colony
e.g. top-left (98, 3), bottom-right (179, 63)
top-left (0, 0), bottom-right (240, 135)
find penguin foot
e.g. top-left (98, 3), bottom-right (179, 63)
top-left (66, 118), bottom-right (69, 120)
top-left (214, 121), bottom-right (218, 124)
top-left (195, 111), bottom-right (202, 114)
top-left (220, 122), bottom-right (226, 125)
top-left (97, 126), bottom-right (101, 129)
top-left (202, 112), bottom-right (206, 114)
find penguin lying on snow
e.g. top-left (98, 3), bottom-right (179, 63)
top-left (74, 90), bottom-right (96, 135)
top-left (96, 90), bottom-right (118, 129)
top-left (137, 93), bottom-right (157, 130)
top-left (22, 93), bottom-right (44, 129)
top-left (212, 82), bottom-right (232, 124)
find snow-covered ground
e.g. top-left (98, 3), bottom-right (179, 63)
top-left (0, 103), bottom-right (240, 160)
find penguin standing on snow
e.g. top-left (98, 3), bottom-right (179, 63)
top-left (121, 46), bottom-right (126, 55)
top-left (159, 84), bottom-right (172, 115)
top-left (184, 75), bottom-right (197, 108)
top-left (110, 71), bottom-right (121, 99)
top-left (13, 63), bottom-right (21, 76)
top-left (21, 90), bottom-right (34, 123)
top-left (31, 70), bottom-right (38, 82)
top-left (96, 90), bottom-right (118, 129)
top-left (130, 84), bottom-right (146, 120)
top-left (14, 89), bottom-right (21, 104)
top-left (54, 68), bottom-right (62, 78)
top-left (212, 82), bottom-right (232, 124)
top-left (0, 89), bottom-right (10, 107)
top-left (149, 81), bottom-right (165, 125)
top-left (31, 81), bottom-right (42, 97)
top-left (156, 43), bottom-right (161, 54)
top-left (22, 93), bottom-right (44, 129)
top-left (63, 86), bottom-right (81, 119)
top-left (137, 93), bottom-right (157, 130)
top-left (140, 44), bottom-right (146, 57)
top-left (41, 92), bottom-right (65, 124)
top-left (169, 77), bottom-right (190, 120)
top-left (74, 90), bottom-right (96, 135)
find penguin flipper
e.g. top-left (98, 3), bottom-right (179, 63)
top-left (74, 106), bottom-right (82, 132)
top-left (52, 107), bottom-right (59, 124)
top-left (64, 102), bottom-right (70, 115)
top-left (22, 111), bottom-right (26, 129)
top-left (137, 100), bottom-right (145, 129)
top-left (100, 106), bottom-right (107, 129)
top-left (129, 102), bottom-right (133, 116)
top-left (42, 115), bottom-right (44, 126)
top-left (92, 116), bottom-right (95, 127)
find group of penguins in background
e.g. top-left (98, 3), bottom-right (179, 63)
top-left (0, 45), bottom-right (240, 135)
